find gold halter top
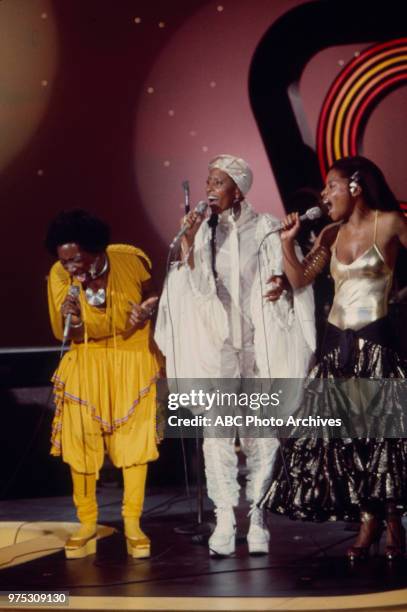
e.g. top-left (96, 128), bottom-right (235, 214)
top-left (328, 211), bottom-right (393, 331)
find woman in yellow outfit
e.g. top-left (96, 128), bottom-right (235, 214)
top-left (46, 209), bottom-right (161, 559)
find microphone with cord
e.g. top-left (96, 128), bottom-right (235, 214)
top-left (257, 206), bottom-right (324, 260)
top-left (169, 200), bottom-right (208, 249)
top-left (63, 285), bottom-right (80, 343)
top-left (182, 180), bottom-right (190, 214)
top-left (268, 206), bottom-right (323, 234)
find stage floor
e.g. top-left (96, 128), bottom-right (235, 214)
top-left (1, 486), bottom-right (407, 611)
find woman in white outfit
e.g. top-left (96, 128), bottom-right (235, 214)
top-left (155, 154), bottom-right (315, 556)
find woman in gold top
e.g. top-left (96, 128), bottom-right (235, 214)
top-left (46, 209), bottom-right (160, 559)
top-left (261, 156), bottom-right (407, 562)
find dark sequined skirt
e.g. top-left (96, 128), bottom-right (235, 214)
top-left (261, 319), bottom-right (407, 522)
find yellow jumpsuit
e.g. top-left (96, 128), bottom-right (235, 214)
top-left (48, 244), bottom-right (160, 526)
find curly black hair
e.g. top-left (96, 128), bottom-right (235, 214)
top-left (45, 209), bottom-right (110, 256)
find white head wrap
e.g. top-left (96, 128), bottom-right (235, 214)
top-left (208, 154), bottom-right (253, 196)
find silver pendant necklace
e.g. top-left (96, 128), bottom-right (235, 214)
top-left (85, 287), bottom-right (106, 306)
top-left (85, 256), bottom-right (108, 306)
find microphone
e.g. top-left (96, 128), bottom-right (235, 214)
top-left (169, 200), bottom-right (208, 249)
top-left (182, 180), bottom-right (190, 214)
top-left (63, 285), bottom-right (80, 342)
top-left (269, 206), bottom-right (323, 234)
top-left (298, 206), bottom-right (323, 223)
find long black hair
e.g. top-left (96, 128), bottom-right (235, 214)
top-left (330, 156), bottom-right (400, 212)
top-left (332, 156), bottom-right (407, 295)
top-left (45, 209), bottom-right (110, 256)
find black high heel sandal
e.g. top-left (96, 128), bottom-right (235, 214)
top-left (347, 511), bottom-right (384, 562)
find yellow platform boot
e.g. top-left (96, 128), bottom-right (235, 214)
top-left (65, 469), bottom-right (98, 559)
top-left (122, 464), bottom-right (150, 558)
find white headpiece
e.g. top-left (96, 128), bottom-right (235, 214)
top-left (208, 154), bottom-right (253, 196)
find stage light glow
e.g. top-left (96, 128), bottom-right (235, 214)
top-left (316, 38), bottom-right (407, 211)
top-left (0, 0), bottom-right (58, 174)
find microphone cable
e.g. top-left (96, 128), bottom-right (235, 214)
top-left (163, 246), bottom-right (194, 509)
top-left (256, 229), bottom-right (294, 499)
top-left (0, 340), bottom-right (69, 500)
top-left (207, 212), bottom-right (219, 280)
top-left (163, 208), bottom-right (219, 519)
top-left (0, 282), bottom-right (79, 500)
top-left (256, 220), bottom-right (333, 560)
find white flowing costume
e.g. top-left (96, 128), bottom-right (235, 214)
top-left (155, 200), bottom-right (315, 511)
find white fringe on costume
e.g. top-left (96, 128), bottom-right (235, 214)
top-left (155, 202), bottom-right (316, 509)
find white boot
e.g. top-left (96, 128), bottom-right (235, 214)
top-left (209, 508), bottom-right (236, 557)
top-left (247, 507), bottom-right (269, 555)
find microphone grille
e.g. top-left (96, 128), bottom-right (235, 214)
top-left (196, 200), bottom-right (208, 214)
top-left (69, 285), bottom-right (80, 297)
top-left (305, 207), bottom-right (322, 221)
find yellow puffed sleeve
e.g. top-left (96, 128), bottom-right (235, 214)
top-left (133, 247), bottom-right (152, 276)
top-left (107, 244), bottom-right (151, 284)
top-left (47, 261), bottom-right (71, 341)
top-left (103, 245), bottom-right (152, 335)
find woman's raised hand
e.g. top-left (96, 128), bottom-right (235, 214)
top-left (280, 212), bottom-right (301, 242)
top-left (180, 209), bottom-right (206, 249)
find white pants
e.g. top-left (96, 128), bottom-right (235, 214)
top-left (203, 436), bottom-right (279, 509)
top-left (203, 341), bottom-right (280, 510)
